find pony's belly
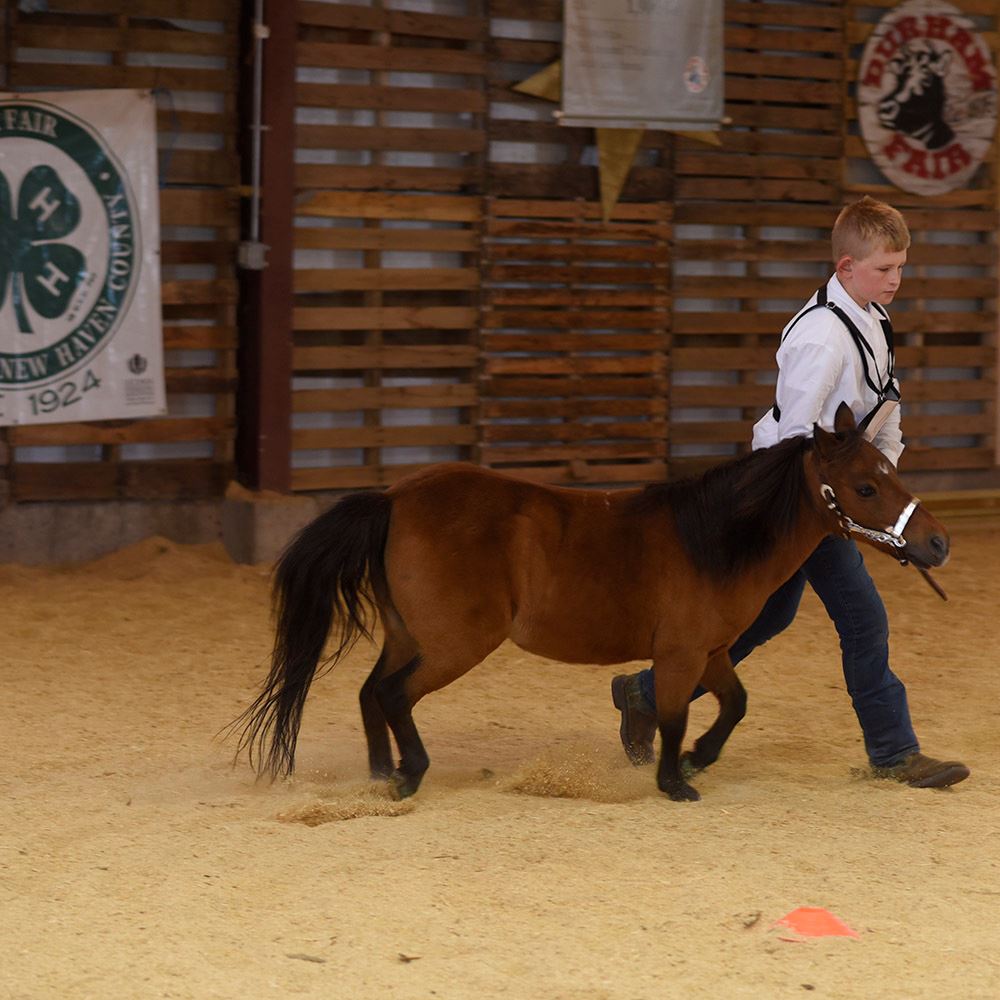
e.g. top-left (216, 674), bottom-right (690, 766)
top-left (509, 620), bottom-right (652, 666)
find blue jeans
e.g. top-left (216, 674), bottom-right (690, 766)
top-left (636, 535), bottom-right (919, 767)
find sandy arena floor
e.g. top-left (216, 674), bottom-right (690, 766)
top-left (2, 519), bottom-right (998, 999)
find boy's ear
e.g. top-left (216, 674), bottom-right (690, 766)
top-left (835, 254), bottom-right (854, 278)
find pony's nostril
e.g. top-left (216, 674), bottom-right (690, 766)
top-left (929, 534), bottom-right (948, 557)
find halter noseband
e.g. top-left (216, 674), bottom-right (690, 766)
top-left (819, 483), bottom-right (920, 556)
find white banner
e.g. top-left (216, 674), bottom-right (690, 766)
top-left (561, 0), bottom-right (724, 129)
top-left (0, 89), bottom-right (165, 426)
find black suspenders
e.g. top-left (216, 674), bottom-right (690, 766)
top-left (771, 283), bottom-right (898, 428)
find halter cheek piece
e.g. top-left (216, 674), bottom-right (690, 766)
top-left (819, 483), bottom-right (920, 561)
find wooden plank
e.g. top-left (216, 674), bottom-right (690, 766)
top-left (487, 289), bottom-right (668, 308)
top-left (489, 200), bottom-right (669, 222)
top-left (296, 82), bottom-right (486, 114)
top-left (486, 263), bottom-right (668, 285)
top-left (670, 421), bottom-right (755, 445)
top-left (298, 1), bottom-right (484, 41)
top-left (36, 0), bottom-right (235, 16)
top-left (290, 463), bottom-right (425, 491)
top-left (479, 376), bottom-right (666, 397)
top-left (295, 123), bottom-right (486, 154)
top-left (481, 420), bottom-right (665, 444)
top-left (479, 442), bottom-right (662, 463)
top-left (296, 191), bottom-right (480, 222)
top-left (293, 345), bottom-right (478, 370)
top-left (294, 226), bottom-right (478, 253)
top-left (295, 164), bottom-right (479, 192)
top-left (163, 325), bottom-right (237, 350)
top-left (483, 356), bottom-right (662, 376)
top-left (675, 177), bottom-right (835, 202)
top-left (293, 306), bottom-right (478, 331)
top-left (293, 424), bottom-right (476, 450)
top-left (14, 24), bottom-right (232, 56)
top-left (9, 418), bottom-right (232, 447)
top-left (10, 460), bottom-right (229, 502)
top-left (293, 383), bottom-right (477, 412)
top-left (160, 189), bottom-right (234, 227)
top-left (481, 333), bottom-right (664, 352)
top-left (482, 309), bottom-right (665, 329)
top-left (481, 398), bottom-right (666, 419)
top-left (727, 2), bottom-right (842, 28)
top-left (725, 25), bottom-right (842, 54)
top-left (161, 279), bottom-right (238, 306)
top-left (485, 242), bottom-right (664, 263)
top-left (296, 41), bottom-right (486, 76)
top-left (9, 64), bottom-right (233, 92)
top-left (293, 268), bottom-right (479, 292)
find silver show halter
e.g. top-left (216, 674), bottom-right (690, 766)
top-left (819, 483), bottom-right (920, 552)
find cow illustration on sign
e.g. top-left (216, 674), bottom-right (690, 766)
top-left (857, 0), bottom-right (997, 196)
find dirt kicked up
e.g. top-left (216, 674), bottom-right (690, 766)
top-left (2, 524), bottom-right (998, 999)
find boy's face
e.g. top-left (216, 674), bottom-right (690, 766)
top-left (836, 246), bottom-right (907, 309)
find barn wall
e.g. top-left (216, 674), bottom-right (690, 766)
top-left (0, 0), bottom-right (997, 554)
top-left (0, 0), bottom-right (241, 503)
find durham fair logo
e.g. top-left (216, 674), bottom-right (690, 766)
top-left (857, 0), bottom-right (997, 196)
top-left (0, 100), bottom-right (138, 390)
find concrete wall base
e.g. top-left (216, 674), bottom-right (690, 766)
top-left (0, 498), bottom-right (223, 566)
top-left (220, 485), bottom-right (320, 565)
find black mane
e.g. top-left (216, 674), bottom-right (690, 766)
top-left (630, 436), bottom-right (816, 580)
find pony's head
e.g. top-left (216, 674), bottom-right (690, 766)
top-left (812, 402), bottom-right (949, 569)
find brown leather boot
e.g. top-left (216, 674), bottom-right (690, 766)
top-left (872, 752), bottom-right (970, 789)
top-left (611, 673), bottom-right (657, 766)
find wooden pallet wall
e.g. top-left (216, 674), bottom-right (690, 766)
top-left (845, 0), bottom-right (998, 475)
top-left (0, 0), bottom-right (241, 501)
top-left (670, 0), bottom-right (847, 479)
top-left (288, 1), bottom-right (486, 490)
top-left (480, 0), bottom-right (672, 483)
top-left (479, 198), bottom-right (670, 483)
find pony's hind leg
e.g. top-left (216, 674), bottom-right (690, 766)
top-left (375, 637), bottom-right (504, 799)
top-left (359, 625), bottom-right (418, 780)
top-left (680, 650), bottom-right (747, 777)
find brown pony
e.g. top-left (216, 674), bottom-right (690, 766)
top-left (234, 404), bottom-right (949, 802)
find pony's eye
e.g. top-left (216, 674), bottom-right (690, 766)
top-left (856, 484), bottom-right (877, 498)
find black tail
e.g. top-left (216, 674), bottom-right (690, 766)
top-left (233, 490), bottom-right (392, 778)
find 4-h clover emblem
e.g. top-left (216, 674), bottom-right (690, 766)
top-left (0, 100), bottom-right (139, 390)
top-left (0, 165), bottom-right (85, 334)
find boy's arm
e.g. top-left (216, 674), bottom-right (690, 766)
top-left (774, 340), bottom-right (844, 442)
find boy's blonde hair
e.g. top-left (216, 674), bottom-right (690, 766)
top-left (831, 196), bottom-right (910, 262)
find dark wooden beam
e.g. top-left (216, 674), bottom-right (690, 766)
top-left (236, 0), bottom-right (295, 492)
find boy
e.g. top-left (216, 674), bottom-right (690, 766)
top-left (612, 196), bottom-right (969, 789)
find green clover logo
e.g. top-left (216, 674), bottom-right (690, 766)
top-left (0, 165), bottom-right (85, 334)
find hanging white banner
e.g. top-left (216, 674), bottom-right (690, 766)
top-left (0, 89), bottom-right (165, 426)
top-left (561, 0), bottom-right (724, 130)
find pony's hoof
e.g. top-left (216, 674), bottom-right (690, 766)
top-left (388, 769), bottom-right (420, 800)
top-left (662, 780), bottom-right (700, 802)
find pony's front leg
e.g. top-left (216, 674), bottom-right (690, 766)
top-left (652, 650), bottom-right (707, 802)
top-left (681, 649), bottom-right (747, 776)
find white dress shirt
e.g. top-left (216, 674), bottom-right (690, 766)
top-left (751, 273), bottom-right (904, 466)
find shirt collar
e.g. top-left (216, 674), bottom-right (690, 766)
top-left (827, 273), bottom-right (879, 331)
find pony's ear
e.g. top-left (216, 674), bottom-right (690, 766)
top-left (833, 401), bottom-right (857, 435)
top-left (813, 421), bottom-right (837, 460)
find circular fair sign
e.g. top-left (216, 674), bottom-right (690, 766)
top-left (857, 0), bottom-right (997, 196)
top-left (0, 99), bottom-right (139, 390)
